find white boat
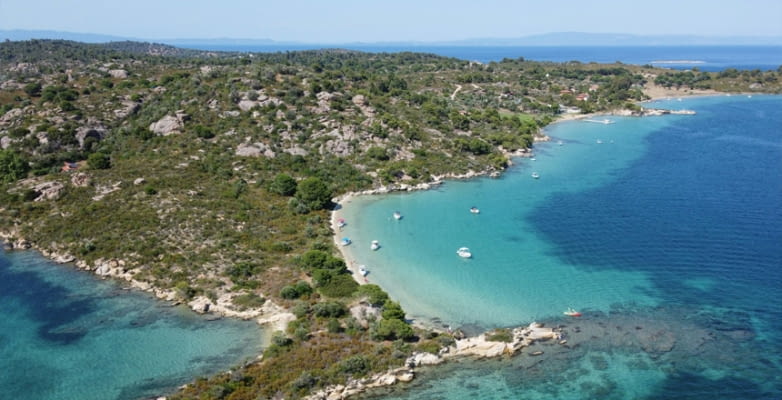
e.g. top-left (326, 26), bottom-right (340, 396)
top-left (393, 211), bottom-right (402, 220)
top-left (563, 308), bottom-right (582, 317)
top-left (337, 218), bottom-right (346, 228)
top-left (531, 157), bottom-right (536, 161)
top-left (341, 237), bottom-right (351, 246)
top-left (596, 139), bottom-right (603, 144)
top-left (358, 265), bottom-right (368, 276)
top-left (457, 247), bottom-right (472, 258)
top-left (469, 206), bottom-right (480, 214)
top-left (370, 240), bottom-right (380, 251)
top-left (531, 172), bottom-right (540, 179)
top-left (558, 140), bottom-right (564, 146)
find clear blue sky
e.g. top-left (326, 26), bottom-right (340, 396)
top-left (1, 0), bottom-right (781, 42)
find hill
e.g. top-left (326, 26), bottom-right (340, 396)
top-left (1, 39), bottom-right (779, 399)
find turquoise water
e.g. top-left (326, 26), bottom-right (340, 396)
top-left (0, 250), bottom-right (264, 400)
top-left (338, 95), bottom-right (782, 398)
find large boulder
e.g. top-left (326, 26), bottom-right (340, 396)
top-left (0, 136), bottom-right (13, 150)
top-left (236, 142), bottom-right (275, 158)
top-left (33, 181), bottom-right (65, 201)
top-left (114, 101), bottom-right (139, 119)
top-left (237, 99), bottom-right (257, 112)
top-left (108, 69), bottom-right (128, 79)
top-left (149, 113), bottom-right (186, 136)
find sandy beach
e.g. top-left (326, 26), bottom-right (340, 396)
top-left (331, 193), bottom-right (367, 285)
top-left (328, 85), bottom-right (720, 286)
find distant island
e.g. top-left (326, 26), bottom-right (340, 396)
top-left (0, 39), bottom-right (779, 399)
top-left (3, 29), bottom-right (782, 47)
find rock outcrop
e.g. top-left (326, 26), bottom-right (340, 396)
top-left (149, 111), bottom-right (189, 136)
top-left (236, 142), bottom-right (275, 158)
top-left (108, 69), bottom-right (128, 79)
top-left (70, 172), bottom-right (91, 187)
top-left (305, 322), bottom-right (560, 400)
top-left (76, 125), bottom-right (107, 147)
top-left (32, 181), bottom-right (65, 201)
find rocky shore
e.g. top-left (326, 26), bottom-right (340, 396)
top-left (305, 322), bottom-right (561, 400)
top-left (0, 229), bottom-right (294, 334)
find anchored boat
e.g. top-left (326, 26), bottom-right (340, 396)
top-left (564, 308), bottom-right (582, 317)
top-left (457, 247), bottom-right (472, 258)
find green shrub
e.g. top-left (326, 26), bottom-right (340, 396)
top-left (416, 340), bottom-right (442, 355)
top-left (327, 318), bottom-right (342, 333)
top-left (356, 284), bottom-right (389, 307)
top-left (381, 301), bottom-right (406, 321)
top-left (312, 301), bottom-right (347, 318)
top-left (338, 355), bottom-right (370, 376)
top-left (270, 173), bottom-right (297, 196)
top-left (87, 152), bottom-right (111, 169)
top-left (295, 177), bottom-right (332, 210)
top-left (486, 328), bottom-right (513, 343)
top-left (0, 150), bottom-right (30, 183)
top-left (371, 319), bottom-right (414, 341)
top-left (318, 274), bottom-right (358, 298)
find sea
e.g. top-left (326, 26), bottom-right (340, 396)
top-left (337, 94), bottom-right (782, 399)
top-left (0, 250), bottom-right (264, 400)
top-left (2, 45), bottom-right (780, 400)
top-left (184, 44), bottom-right (782, 71)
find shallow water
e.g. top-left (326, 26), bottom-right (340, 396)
top-left (338, 95), bottom-right (782, 398)
top-left (0, 250), bottom-right (265, 400)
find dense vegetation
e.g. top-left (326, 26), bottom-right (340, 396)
top-left (1, 40), bottom-right (779, 399)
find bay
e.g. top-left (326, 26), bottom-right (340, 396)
top-left (337, 95), bottom-right (782, 399)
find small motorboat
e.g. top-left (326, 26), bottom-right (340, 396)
top-left (596, 139), bottom-right (603, 144)
top-left (531, 157), bottom-right (536, 161)
top-left (370, 240), bottom-right (380, 251)
top-left (457, 247), bottom-right (472, 258)
top-left (564, 308), bottom-right (582, 317)
top-left (469, 206), bottom-right (480, 214)
top-left (341, 237), bottom-right (352, 246)
top-left (558, 140), bottom-right (564, 146)
top-left (337, 218), bottom-right (346, 228)
top-left (531, 172), bottom-right (540, 179)
top-left (393, 211), bottom-right (402, 220)
top-left (358, 265), bottom-right (368, 276)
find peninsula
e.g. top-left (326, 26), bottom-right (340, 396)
top-left (1, 40), bottom-right (779, 399)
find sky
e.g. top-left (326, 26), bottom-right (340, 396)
top-left (1, 0), bottom-right (781, 43)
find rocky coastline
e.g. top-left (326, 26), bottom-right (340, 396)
top-left (0, 228), bottom-right (294, 335)
top-left (305, 322), bottom-right (561, 400)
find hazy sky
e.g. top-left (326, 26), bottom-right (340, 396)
top-left (1, 0), bottom-right (781, 42)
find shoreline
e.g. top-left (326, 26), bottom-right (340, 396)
top-left (0, 229), bottom-right (292, 338)
top-left (327, 90), bottom-right (722, 328)
top-left (2, 88), bottom-right (762, 399)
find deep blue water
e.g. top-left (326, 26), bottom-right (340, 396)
top-left (182, 44), bottom-right (782, 71)
top-left (0, 251), bottom-right (264, 400)
top-left (339, 95), bottom-right (782, 399)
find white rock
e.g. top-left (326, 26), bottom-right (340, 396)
top-left (108, 69), bottom-right (128, 79)
top-left (71, 172), bottom-right (91, 187)
top-left (237, 100), bottom-right (257, 112)
top-left (149, 115), bottom-right (183, 136)
top-left (396, 371), bottom-right (414, 382)
top-left (33, 181), bottom-right (65, 201)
